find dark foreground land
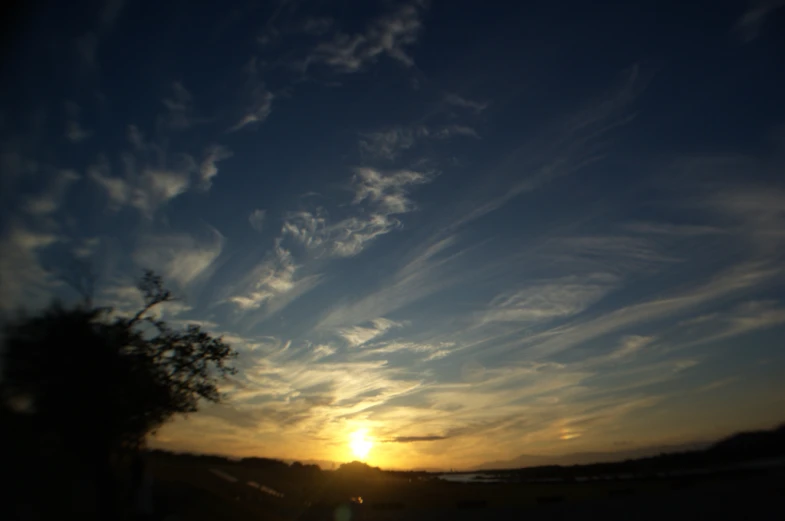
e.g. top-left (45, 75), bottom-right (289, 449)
top-left (148, 455), bottom-right (785, 521)
top-left (5, 422), bottom-right (785, 519)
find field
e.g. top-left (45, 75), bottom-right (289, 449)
top-left (148, 457), bottom-right (785, 521)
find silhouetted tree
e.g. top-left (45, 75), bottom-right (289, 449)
top-left (1, 270), bottom-right (238, 518)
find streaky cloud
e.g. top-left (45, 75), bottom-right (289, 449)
top-left (449, 65), bottom-right (644, 230)
top-left (444, 93), bottom-right (489, 113)
top-left (199, 144), bottom-right (233, 189)
top-left (520, 261), bottom-right (780, 360)
top-left (133, 226), bottom-right (224, 288)
top-left (386, 435), bottom-right (447, 443)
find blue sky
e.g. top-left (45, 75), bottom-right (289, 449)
top-left (1, 0), bottom-right (784, 469)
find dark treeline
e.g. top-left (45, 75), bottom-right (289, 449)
top-left (148, 449), bottom-right (434, 483)
top-left (148, 448), bottom-right (321, 475)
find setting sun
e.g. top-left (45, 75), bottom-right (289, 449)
top-left (349, 429), bottom-right (373, 460)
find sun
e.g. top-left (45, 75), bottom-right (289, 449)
top-left (349, 429), bottom-right (373, 460)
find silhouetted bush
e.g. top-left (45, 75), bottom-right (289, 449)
top-left (0, 270), bottom-right (238, 519)
top-left (336, 460), bottom-right (382, 475)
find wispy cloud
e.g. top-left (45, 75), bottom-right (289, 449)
top-left (282, 168), bottom-right (431, 257)
top-left (352, 168), bottom-right (429, 210)
top-left (671, 300), bottom-right (785, 351)
top-left (75, 33), bottom-right (99, 67)
top-left (359, 127), bottom-right (421, 159)
top-left (282, 210), bottom-right (395, 258)
top-left (698, 376), bottom-right (740, 393)
top-left (25, 169), bottom-right (80, 216)
top-left (161, 82), bottom-right (198, 130)
top-left (225, 167), bottom-right (432, 322)
top-left (72, 237), bottom-right (101, 259)
top-left (302, 17), bottom-right (335, 36)
top-left (73, 0), bottom-right (127, 66)
top-left (305, 3), bottom-right (425, 73)
top-left (708, 185), bottom-right (785, 253)
top-left (449, 65), bottom-right (643, 229)
top-left (0, 223), bottom-right (59, 309)
top-left (358, 124), bottom-right (478, 159)
top-left (520, 261), bottom-right (779, 360)
top-left (249, 209), bottom-right (267, 232)
top-left (385, 435), bottom-right (447, 443)
top-left (338, 318), bottom-right (404, 347)
top-left (229, 58), bottom-right (275, 132)
top-left (481, 273), bottom-right (618, 324)
top-left (434, 125), bottom-right (480, 139)
top-left (610, 335), bottom-right (655, 359)
top-left (199, 145), bottom-right (233, 189)
top-left (444, 93), bottom-right (489, 113)
top-left (133, 170), bottom-right (192, 216)
top-left (540, 235), bottom-right (678, 272)
top-left (101, 0), bottom-right (126, 27)
top-left (348, 338), bottom-right (456, 365)
top-left (88, 122), bottom-right (206, 217)
top-left (311, 344), bottom-right (337, 361)
top-left (316, 235), bottom-right (465, 328)
top-left (362, 362), bottom-right (601, 456)
top-left (229, 86), bottom-right (274, 132)
top-left (89, 158), bottom-right (132, 210)
top-left (227, 244), bottom-right (322, 316)
top-left (734, 0), bottom-right (785, 41)
top-left (623, 222), bottom-right (726, 236)
top-left (133, 227), bottom-right (224, 288)
top-left (227, 245), bottom-right (299, 310)
top-left (179, 342), bottom-right (426, 447)
top-left (65, 122), bottom-right (92, 143)
top-left (65, 101), bottom-right (93, 143)
top-left (63, 101), bottom-right (92, 143)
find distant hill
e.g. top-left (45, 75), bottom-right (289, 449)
top-left (706, 423), bottom-right (785, 461)
top-left (473, 441), bottom-right (710, 470)
top-left (472, 423), bottom-right (785, 473)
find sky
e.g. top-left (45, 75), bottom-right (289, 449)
top-left (1, 0), bottom-right (784, 470)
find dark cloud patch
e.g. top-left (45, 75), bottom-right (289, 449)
top-left (386, 435), bottom-right (447, 443)
top-left (198, 403), bottom-right (262, 429)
